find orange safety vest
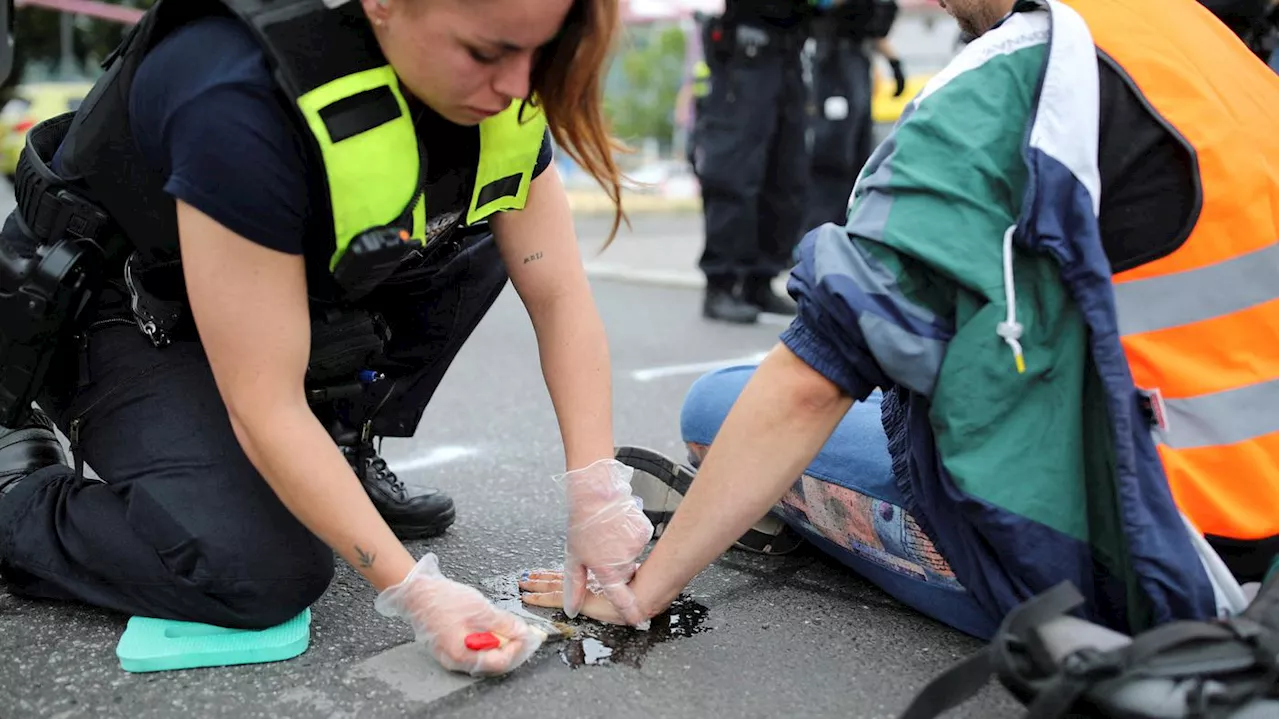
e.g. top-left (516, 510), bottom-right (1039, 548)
top-left (1067, 0), bottom-right (1279, 542)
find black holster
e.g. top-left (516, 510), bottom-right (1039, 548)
top-left (303, 307), bottom-right (389, 406)
top-left (0, 113), bottom-right (113, 427)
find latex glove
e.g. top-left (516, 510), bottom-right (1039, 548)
top-left (374, 553), bottom-right (544, 677)
top-left (557, 458), bottom-right (655, 629)
top-left (888, 57), bottom-right (907, 97)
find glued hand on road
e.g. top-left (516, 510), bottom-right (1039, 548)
top-left (518, 569), bottom-right (635, 626)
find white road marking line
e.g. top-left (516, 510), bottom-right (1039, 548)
top-left (584, 262), bottom-right (795, 296)
top-left (757, 312), bottom-right (794, 326)
top-left (583, 262), bottom-right (705, 289)
top-left (630, 352), bottom-right (769, 382)
top-left (388, 445), bottom-right (478, 472)
top-left (347, 643), bottom-right (479, 704)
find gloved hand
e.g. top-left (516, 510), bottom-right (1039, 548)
top-left (888, 57), bottom-right (907, 97)
top-left (557, 458), bottom-right (655, 629)
top-left (374, 553), bottom-right (544, 677)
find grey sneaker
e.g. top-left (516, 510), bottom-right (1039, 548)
top-left (614, 445), bottom-right (806, 555)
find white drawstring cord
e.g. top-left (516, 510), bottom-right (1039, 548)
top-left (996, 225), bottom-right (1026, 374)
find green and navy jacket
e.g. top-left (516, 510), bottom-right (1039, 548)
top-left (781, 0), bottom-right (1221, 633)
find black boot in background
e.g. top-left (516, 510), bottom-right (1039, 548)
top-left (744, 274), bottom-right (797, 315)
top-left (703, 275), bottom-right (759, 324)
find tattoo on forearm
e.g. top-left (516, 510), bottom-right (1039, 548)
top-left (354, 545), bottom-right (377, 569)
top-left (523, 251), bottom-right (543, 264)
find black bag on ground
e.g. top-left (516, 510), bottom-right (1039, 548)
top-left (899, 572), bottom-right (1278, 719)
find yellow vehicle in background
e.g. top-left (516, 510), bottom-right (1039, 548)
top-left (871, 70), bottom-right (931, 125)
top-left (0, 81), bottom-right (94, 180)
top-left (868, 66), bottom-right (935, 147)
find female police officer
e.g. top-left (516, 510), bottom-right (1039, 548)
top-left (0, 0), bottom-right (653, 676)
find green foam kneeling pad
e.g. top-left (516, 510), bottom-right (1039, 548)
top-left (116, 608), bottom-right (311, 673)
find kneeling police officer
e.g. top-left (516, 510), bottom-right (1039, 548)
top-left (0, 0), bottom-right (654, 676)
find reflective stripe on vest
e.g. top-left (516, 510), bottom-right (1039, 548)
top-left (1068, 0), bottom-right (1280, 540)
top-left (468, 101), bottom-right (548, 226)
top-left (296, 66), bottom-right (417, 271)
top-left (295, 68), bottom-right (546, 271)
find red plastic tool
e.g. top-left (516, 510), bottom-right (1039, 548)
top-left (464, 632), bottom-right (506, 651)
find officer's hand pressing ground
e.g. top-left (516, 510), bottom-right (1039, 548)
top-left (376, 553), bottom-right (543, 676)
top-left (557, 458), bottom-right (655, 629)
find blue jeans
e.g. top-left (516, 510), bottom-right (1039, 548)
top-left (680, 365), bottom-right (1000, 639)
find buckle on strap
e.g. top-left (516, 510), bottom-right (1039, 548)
top-left (26, 188), bottom-right (111, 246)
top-left (1137, 387), bottom-right (1169, 432)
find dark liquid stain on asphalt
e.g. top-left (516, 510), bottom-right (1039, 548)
top-left (555, 596), bottom-right (710, 669)
top-left (482, 575), bottom-right (711, 670)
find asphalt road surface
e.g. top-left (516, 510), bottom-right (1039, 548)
top-left (0, 191), bottom-right (1019, 718)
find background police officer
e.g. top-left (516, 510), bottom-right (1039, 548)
top-left (689, 0), bottom-right (815, 324)
top-left (805, 0), bottom-right (902, 231)
top-left (1199, 0), bottom-right (1277, 71)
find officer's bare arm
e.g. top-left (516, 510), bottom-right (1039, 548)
top-left (488, 166), bottom-right (616, 471)
top-left (175, 200), bottom-right (417, 591)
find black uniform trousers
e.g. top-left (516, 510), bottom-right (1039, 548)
top-left (806, 37), bottom-right (874, 231)
top-left (0, 231), bottom-right (508, 629)
top-left (692, 34), bottom-right (811, 287)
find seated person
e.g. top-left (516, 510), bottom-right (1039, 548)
top-left (521, 0), bottom-right (1279, 638)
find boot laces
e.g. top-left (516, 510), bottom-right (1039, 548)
top-left (349, 441), bottom-right (406, 499)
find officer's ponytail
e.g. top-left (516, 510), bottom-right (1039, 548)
top-left (527, 0), bottom-right (629, 246)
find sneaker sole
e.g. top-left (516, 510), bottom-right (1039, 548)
top-left (614, 445), bottom-right (807, 555)
top-left (615, 445), bottom-right (692, 537)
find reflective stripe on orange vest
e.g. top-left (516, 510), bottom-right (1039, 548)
top-left (1066, 0), bottom-right (1280, 541)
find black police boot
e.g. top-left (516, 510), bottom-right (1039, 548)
top-left (0, 408), bottom-right (67, 499)
top-left (744, 275), bottom-right (797, 316)
top-left (702, 276), bottom-right (759, 324)
top-left (330, 422), bottom-right (456, 540)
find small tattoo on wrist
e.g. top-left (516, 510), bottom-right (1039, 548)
top-left (523, 251), bottom-right (543, 264)
top-left (355, 545), bottom-right (377, 569)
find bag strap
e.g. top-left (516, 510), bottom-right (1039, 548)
top-left (897, 647), bottom-right (996, 719)
top-left (901, 575), bottom-right (1280, 716)
top-left (898, 582), bottom-right (1086, 719)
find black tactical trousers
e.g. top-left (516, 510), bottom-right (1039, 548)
top-left (806, 39), bottom-right (875, 231)
top-left (692, 43), bottom-right (811, 287)
top-left (0, 232), bottom-right (507, 628)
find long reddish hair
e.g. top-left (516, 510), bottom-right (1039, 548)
top-left (525, 0), bottom-right (629, 245)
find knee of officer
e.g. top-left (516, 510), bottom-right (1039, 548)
top-left (680, 364), bottom-right (759, 448)
top-left (229, 555), bottom-right (334, 630)
top-left (175, 527), bottom-right (335, 630)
